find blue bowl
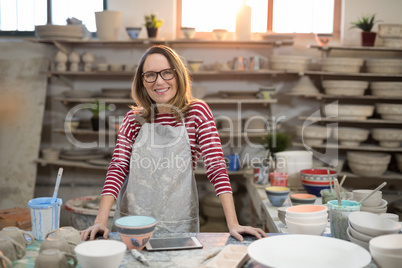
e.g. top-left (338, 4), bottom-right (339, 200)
top-left (126, 27), bottom-right (142, 39)
top-left (301, 182), bottom-right (331, 197)
top-left (265, 186), bottom-right (290, 207)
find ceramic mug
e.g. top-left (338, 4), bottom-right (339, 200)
top-left (0, 237), bottom-right (25, 261)
top-left (35, 249), bottom-right (77, 268)
top-left (0, 251), bottom-right (12, 268)
top-left (39, 237), bottom-right (73, 254)
top-left (0, 226), bottom-right (34, 248)
top-left (46, 227), bottom-right (81, 252)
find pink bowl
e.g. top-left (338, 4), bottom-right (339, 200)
top-left (286, 205), bottom-right (328, 218)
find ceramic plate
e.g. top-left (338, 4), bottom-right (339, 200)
top-left (248, 235), bottom-right (371, 268)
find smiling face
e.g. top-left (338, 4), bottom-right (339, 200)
top-left (142, 53), bottom-right (177, 111)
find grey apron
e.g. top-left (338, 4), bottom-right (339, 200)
top-left (114, 122), bottom-right (199, 234)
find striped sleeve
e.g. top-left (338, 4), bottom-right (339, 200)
top-left (101, 111), bottom-right (139, 199)
top-left (189, 101), bottom-right (233, 195)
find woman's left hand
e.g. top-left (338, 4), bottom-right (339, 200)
top-left (229, 224), bottom-right (268, 241)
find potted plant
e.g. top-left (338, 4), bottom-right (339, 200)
top-left (84, 99), bottom-right (109, 131)
top-left (350, 14), bottom-right (380, 46)
top-left (261, 131), bottom-right (292, 157)
top-left (144, 14), bottom-right (163, 38)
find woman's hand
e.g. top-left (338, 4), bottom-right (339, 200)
top-left (229, 224), bottom-right (268, 242)
top-left (80, 223), bottom-right (110, 241)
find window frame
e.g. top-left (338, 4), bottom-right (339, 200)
top-left (177, 0), bottom-right (341, 39)
top-left (0, 0), bottom-right (107, 37)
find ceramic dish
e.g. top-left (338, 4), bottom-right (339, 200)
top-left (206, 245), bottom-right (249, 268)
top-left (248, 235), bottom-right (371, 268)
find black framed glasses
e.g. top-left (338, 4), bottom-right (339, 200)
top-left (142, 68), bottom-right (176, 83)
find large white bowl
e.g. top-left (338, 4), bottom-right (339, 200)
top-left (348, 211), bottom-right (401, 237)
top-left (370, 247), bottom-right (402, 268)
top-left (352, 189), bottom-right (382, 207)
top-left (270, 55), bottom-right (311, 72)
top-left (347, 151), bottom-right (391, 165)
top-left (286, 218), bottom-right (327, 236)
top-left (74, 240), bottom-right (126, 268)
top-left (347, 227), bottom-right (370, 250)
top-left (333, 127), bottom-right (369, 146)
top-left (370, 82), bottom-right (402, 97)
top-left (366, 59), bottom-right (402, 74)
top-left (322, 80), bottom-right (368, 96)
top-left (369, 234), bottom-right (402, 255)
top-left (247, 235), bottom-right (372, 268)
top-left (322, 57), bottom-right (364, 73)
top-left (376, 103), bottom-right (402, 121)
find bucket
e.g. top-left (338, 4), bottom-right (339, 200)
top-left (28, 197), bottom-right (62, 241)
top-left (95, 11), bottom-right (123, 40)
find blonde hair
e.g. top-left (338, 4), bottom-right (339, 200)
top-left (131, 45), bottom-right (194, 122)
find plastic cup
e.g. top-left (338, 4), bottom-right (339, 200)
top-left (28, 197), bottom-right (62, 241)
top-left (328, 200), bottom-right (361, 240)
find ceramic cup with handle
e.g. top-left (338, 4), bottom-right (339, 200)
top-left (0, 226), bottom-right (34, 249)
top-left (45, 227), bottom-right (81, 252)
top-left (35, 249), bottom-right (77, 268)
top-left (39, 237), bottom-right (73, 254)
top-left (0, 237), bottom-right (25, 261)
top-left (0, 250), bottom-right (12, 268)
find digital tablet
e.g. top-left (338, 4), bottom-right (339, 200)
top-left (145, 236), bottom-right (203, 251)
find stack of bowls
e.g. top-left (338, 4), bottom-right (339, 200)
top-left (289, 193), bottom-right (316, 206)
top-left (277, 207), bottom-right (287, 225)
top-left (370, 82), bottom-right (402, 97)
top-left (322, 80), bottom-right (369, 96)
top-left (323, 103), bottom-right (374, 120)
top-left (352, 189), bottom-right (388, 214)
top-left (285, 205), bottom-right (328, 235)
top-left (370, 234), bottom-right (402, 268)
top-left (270, 55), bottom-right (311, 72)
top-left (366, 59), bottom-right (402, 74)
top-left (347, 151), bottom-right (391, 177)
top-left (296, 125), bottom-right (331, 146)
top-left (322, 57), bottom-right (364, 73)
top-left (299, 169), bottom-right (337, 197)
top-left (114, 215), bottom-right (157, 251)
top-left (347, 211), bottom-right (401, 250)
top-left (265, 186), bottom-right (290, 207)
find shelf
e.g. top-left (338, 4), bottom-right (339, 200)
top-left (293, 142), bottom-right (402, 152)
top-left (36, 158), bottom-right (247, 175)
top-left (338, 171), bottom-right (402, 180)
top-left (287, 93), bottom-right (402, 101)
top-left (308, 44), bottom-right (402, 53)
top-left (54, 96), bottom-right (277, 105)
top-left (299, 116), bottom-right (402, 125)
top-left (303, 70), bottom-right (402, 78)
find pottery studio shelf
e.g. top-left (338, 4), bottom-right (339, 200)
top-left (338, 171), bottom-right (402, 181)
top-left (287, 93), bottom-right (402, 101)
top-left (292, 142), bottom-right (402, 153)
top-left (308, 44), bottom-right (402, 57)
top-left (299, 116), bottom-right (402, 125)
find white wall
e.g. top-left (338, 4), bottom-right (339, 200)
top-left (342, 0), bottom-right (402, 45)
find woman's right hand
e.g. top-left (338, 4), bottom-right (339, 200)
top-left (80, 223), bottom-right (110, 241)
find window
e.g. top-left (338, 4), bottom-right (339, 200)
top-left (0, 0), bottom-right (105, 34)
top-left (180, 0), bottom-right (338, 35)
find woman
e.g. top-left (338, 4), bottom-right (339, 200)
top-left (81, 45), bottom-right (266, 241)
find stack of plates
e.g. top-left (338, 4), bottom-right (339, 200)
top-left (35, 25), bottom-right (86, 39)
top-left (347, 211), bottom-right (401, 250)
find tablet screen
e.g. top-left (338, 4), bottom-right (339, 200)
top-left (146, 237), bottom-right (203, 251)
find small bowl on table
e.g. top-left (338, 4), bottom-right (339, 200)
top-left (300, 169), bottom-right (337, 197)
top-left (265, 186), bottom-right (290, 207)
top-left (74, 240), bottom-right (126, 268)
top-left (126, 27), bottom-right (142, 39)
top-left (290, 193), bottom-right (316, 206)
top-left (114, 215), bottom-right (157, 251)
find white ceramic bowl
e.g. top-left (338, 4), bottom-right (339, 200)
top-left (352, 189), bottom-right (382, 207)
top-left (380, 213), bottom-right (399, 222)
top-left (370, 247), bottom-right (402, 268)
top-left (370, 82), bottom-right (402, 97)
top-left (181, 27), bottom-right (196, 39)
top-left (348, 211), bottom-right (401, 237)
top-left (369, 234), bottom-right (402, 255)
top-left (322, 80), bottom-right (368, 96)
top-left (376, 103), bottom-right (402, 120)
top-left (332, 127), bottom-right (369, 146)
top-left (346, 227), bottom-right (370, 250)
top-left (285, 215), bottom-right (327, 225)
top-left (322, 57), bottom-right (364, 73)
top-left (347, 151), bottom-right (391, 165)
top-left (270, 55), bottom-right (311, 72)
top-left (360, 206), bottom-right (387, 214)
top-left (74, 240), bottom-right (126, 268)
top-left (285, 205), bottom-right (328, 219)
top-left (372, 128), bottom-right (402, 148)
top-left (285, 218), bottom-right (327, 235)
top-left (323, 104), bottom-right (374, 120)
top-left (348, 222), bottom-right (374, 242)
top-left (366, 59), bottom-right (402, 74)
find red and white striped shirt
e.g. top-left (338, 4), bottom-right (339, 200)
top-left (101, 100), bottom-right (232, 199)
